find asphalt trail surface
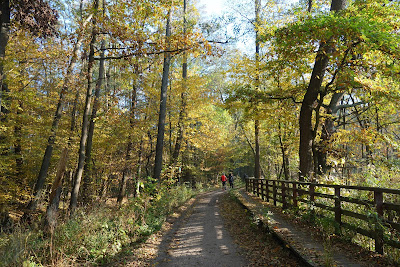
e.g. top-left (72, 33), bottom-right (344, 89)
top-left (152, 190), bottom-right (248, 267)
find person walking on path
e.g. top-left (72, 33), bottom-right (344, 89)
top-left (228, 173), bottom-right (234, 189)
top-left (221, 173), bottom-right (227, 190)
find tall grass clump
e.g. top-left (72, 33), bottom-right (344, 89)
top-left (0, 180), bottom-right (199, 266)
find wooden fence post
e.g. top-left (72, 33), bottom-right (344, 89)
top-left (273, 180), bottom-right (277, 206)
top-left (309, 183), bottom-right (315, 203)
top-left (266, 180), bottom-right (270, 202)
top-left (261, 179), bottom-right (265, 200)
top-left (334, 186), bottom-right (341, 235)
top-left (309, 183), bottom-right (315, 219)
top-left (293, 183), bottom-right (298, 208)
top-left (282, 182), bottom-right (287, 209)
top-left (374, 191), bottom-right (384, 254)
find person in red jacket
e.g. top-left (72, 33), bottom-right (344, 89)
top-left (221, 174), bottom-right (227, 190)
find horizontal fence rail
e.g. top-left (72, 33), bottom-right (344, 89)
top-left (245, 178), bottom-right (400, 255)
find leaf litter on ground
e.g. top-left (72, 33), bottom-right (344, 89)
top-left (218, 191), bottom-right (305, 267)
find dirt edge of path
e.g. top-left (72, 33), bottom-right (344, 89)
top-left (109, 192), bottom-right (201, 266)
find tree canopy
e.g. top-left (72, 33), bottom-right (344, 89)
top-left (0, 0), bottom-right (399, 228)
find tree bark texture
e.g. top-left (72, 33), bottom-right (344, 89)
top-left (278, 122), bottom-right (290, 180)
top-left (154, 9), bottom-right (172, 180)
top-left (299, 46), bottom-right (330, 180)
top-left (253, 0), bottom-right (261, 179)
top-left (254, 119), bottom-right (261, 178)
top-left (0, 0), bottom-right (10, 119)
top-left (298, 0), bottom-right (346, 180)
top-left (45, 147), bottom-right (68, 232)
top-left (171, 0), bottom-right (188, 166)
top-left (45, 84), bottom-right (80, 230)
top-left (70, 1), bottom-right (99, 215)
top-left (135, 136), bottom-right (144, 197)
top-left (316, 92), bottom-right (344, 174)
top-left (82, 39), bottom-right (105, 203)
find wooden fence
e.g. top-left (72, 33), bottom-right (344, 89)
top-left (245, 178), bottom-right (400, 255)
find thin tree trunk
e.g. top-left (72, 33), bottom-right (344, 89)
top-left (0, 0), bottom-right (10, 163)
top-left (45, 147), bottom-right (68, 233)
top-left (154, 9), bottom-right (172, 180)
top-left (0, 0), bottom-right (10, 118)
top-left (135, 135), bottom-right (144, 197)
top-left (307, 0), bottom-right (312, 12)
top-left (70, 0), bottom-right (99, 215)
top-left (146, 130), bottom-right (153, 177)
top-left (99, 174), bottom-right (109, 201)
top-left (45, 84), bottom-right (80, 231)
top-left (25, 14), bottom-right (93, 212)
top-left (14, 100), bottom-right (23, 177)
top-left (118, 142), bottom-right (131, 203)
top-left (171, 0), bottom-right (187, 166)
top-left (240, 124), bottom-right (266, 178)
top-left (254, 119), bottom-right (261, 178)
top-left (254, 0), bottom-right (261, 179)
top-left (117, 83), bottom-right (137, 204)
top-left (82, 39), bottom-right (105, 203)
top-left (278, 122), bottom-right (290, 180)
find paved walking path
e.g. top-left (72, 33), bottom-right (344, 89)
top-left (152, 190), bottom-right (249, 267)
top-left (236, 189), bottom-right (365, 267)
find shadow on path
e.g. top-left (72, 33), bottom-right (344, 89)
top-left (152, 190), bottom-right (248, 267)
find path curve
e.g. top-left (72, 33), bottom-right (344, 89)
top-left (152, 190), bottom-right (248, 267)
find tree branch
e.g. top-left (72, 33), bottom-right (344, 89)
top-left (323, 40), bottom-right (361, 93)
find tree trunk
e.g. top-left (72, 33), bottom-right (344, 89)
top-left (14, 100), bottom-right (23, 178)
top-left (0, 0), bottom-right (10, 161)
top-left (253, 0), bottom-right (261, 179)
top-left (134, 131), bottom-right (145, 197)
top-left (117, 83), bottom-right (137, 204)
top-left (316, 92), bottom-right (344, 174)
top-left (99, 174), bottom-right (109, 201)
top-left (298, 0), bottom-right (346, 180)
top-left (82, 39), bottom-right (105, 203)
top-left (0, 0), bottom-right (10, 116)
top-left (45, 81), bottom-right (80, 230)
top-left (45, 147), bottom-right (68, 233)
top-left (25, 14), bottom-right (93, 212)
top-left (145, 130), bottom-right (153, 177)
top-left (117, 142), bottom-right (131, 204)
top-left (154, 9), bottom-right (172, 180)
top-left (171, 93), bottom-right (186, 166)
top-left (254, 119), bottom-right (261, 178)
top-left (171, 0), bottom-right (187, 166)
top-left (278, 122), bottom-right (290, 180)
top-left (70, 0), bottom-right (99, 215)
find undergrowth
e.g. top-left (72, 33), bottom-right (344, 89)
top-left (0, 182), bottom-right (200, 266)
